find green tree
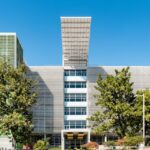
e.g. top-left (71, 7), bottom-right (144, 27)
top-left (0, 61), bottom-right (37, 144)
top-left (135, 90), bottom-right (150, 136)
top-left (89, 67), bottom-right (138, 138)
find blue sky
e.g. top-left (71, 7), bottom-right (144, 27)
top-left (0, 0), bottom-right (150, 66)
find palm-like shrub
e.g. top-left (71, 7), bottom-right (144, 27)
top-left (33, 140), bottom-right (48, 150)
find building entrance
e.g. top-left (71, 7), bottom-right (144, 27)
top-left (61, 129), bottom-right (90, 150)
top-left (65, 133), bottom-right (87, 149)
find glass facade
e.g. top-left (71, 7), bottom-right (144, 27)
top-left (64, 69), bottom-right (87, 131)
top-left (0, 35), bottom-right (15, 66)
top-left (0, 34), bottom-right (23, 67)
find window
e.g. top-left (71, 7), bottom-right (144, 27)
top-left (82, 82), bottom-right (86, 88)
top-left (64, 107), bottom-right (86, 115)
top-left (76, 82), bottom-right (82, 88)
top-left (65, 82), bottom-right (70, 88)
top-left (64, 120), bottom-right (86, 129)
top-left (70, 107), bottom-right (76, 115)
top-left (64, 107), bottom-right (69, 115)
top-left (76, 107), bottom-right (81, 115)
top-left (64, 70), bottom-right (86, 76)
top-left (76, 94), bottom-right (82, 101)
top-left (70, 82), bottom-right (76, 88)
top-left (81, 107), bottom-right (86, 115)
top-left (82, 70), bottom-right (86, 76)
top-left (64, 94), bottom-right (70, 102)
top-left (82, 94), bottom-right (86, 101)
top-left (65, 121), bottom-right (69, 129)
top-left (70, 94), bottom-right (76, 102)
top-left (64, 70), bottom-right (69, 76)
top-left (64, 82), bottom-right (86, 88)
top-left (64, 93), bottom-right (86, 102)
top-left (76, 121), bottom-right (82, 128)
top-left (70, 70), bottom-right (76, 76)
top-left (76, 70), bottom-right (82, 76)
top-left (70, 121), bottom-right (76, 128)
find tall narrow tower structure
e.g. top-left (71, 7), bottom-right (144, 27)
top-left (61, 17), bottom-right (91, 68)
top-left (61, 17), bottom-right (91, 150)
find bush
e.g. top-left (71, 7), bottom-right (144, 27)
top-left (124, 136), bottom-right (143, 146)
top-left (115, 138), bottom-right (125, 146)
top-left (33, 140), bottom-right (48, 150)
top-left (82, 141), bottom-right (99, 149)
top-left (103, 140), bottom-right (116, 146)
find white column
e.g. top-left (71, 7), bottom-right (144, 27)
top-left (87, 129), bottom-right (90, 142)
top-left (104, 135), bottom-right (107, 142)
top-left (61, 130), bottom-right (64, 150)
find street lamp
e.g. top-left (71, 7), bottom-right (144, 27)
top-left (142, 93), bottom-right (145, 147)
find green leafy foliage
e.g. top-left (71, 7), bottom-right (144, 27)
top-left (33, 140), bottom-right (48, 150)
top-left (135, 90), bottom-right (150, 135)
top-left (89, 67), bottom-right (138, 138)
top-left (124, 136), bottom-right (143, 146)
top-left (104, 136), bottom-right (143, 147)
top-left (0, 61), bottom-right (37, 144)
top-left (103, 140), bottom-right (116, 146)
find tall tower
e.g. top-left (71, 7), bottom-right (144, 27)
top-left (61, 17), bottom-right (91, 150)
top-left (0, 33), bottom-right (23, 67)
top-left (61, 17), bottom-right (91, 68)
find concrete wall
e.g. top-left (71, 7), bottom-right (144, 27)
top-left (27, 66), bottom-right (64, 134)
top-left (27, 66), bottom-right (150, 134)
top-left (87, 66), bottom-right (150, 115)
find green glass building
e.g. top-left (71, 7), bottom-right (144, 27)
top-left (0, 33), bottom-right (23, 67)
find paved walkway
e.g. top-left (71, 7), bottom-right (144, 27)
top-left (99, 145), bottom-right (150, 150)
top-left (139, 148), bottom-right (150, 150)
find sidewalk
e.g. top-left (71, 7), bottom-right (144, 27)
top-left (99, 145), bottom-right (150, 150)
top-left (139, 147), bottom-right (150, 150)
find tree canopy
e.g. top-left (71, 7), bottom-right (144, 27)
top-left (135, 90), bottom-right (150, 136)
top-left (89, 67), bottom-right (139, 138)
top-left (0, 61), bottom-right (37, 144)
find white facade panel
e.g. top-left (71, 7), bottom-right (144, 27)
top-left (64, 88), bottom-right (87, 93)
top-left (64, 115), bottom-right (87, 120)
top-left (64, 76), bottom-right (87, 81)
top-left (64, 102), bottom-right (87, 107)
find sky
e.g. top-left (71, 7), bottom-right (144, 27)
top-left (0, 0), bottom-right (150, 66)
